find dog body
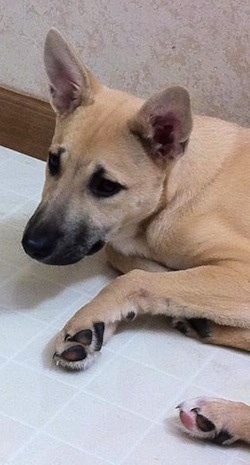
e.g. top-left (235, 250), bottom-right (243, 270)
top-left (22, 30), bottom-right (250, 445)
top-left (111, 115), bottom-right (250, 272)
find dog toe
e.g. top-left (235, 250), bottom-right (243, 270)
top-left (65, 329), bottom-right (93, 346)
top-left (173, 317), bottom-right (211, 339)
top-left (60, 345), bottom-right (87, 362)
top-left (188, 318), bottom-right (211, 338)
top-left (172, 318), bottom-right (190, 335)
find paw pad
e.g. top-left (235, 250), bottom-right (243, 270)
top-left (66, 329), bottom-right (93, 345)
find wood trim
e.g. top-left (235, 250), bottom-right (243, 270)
top-left (0, 87), bottom-right (55, 161)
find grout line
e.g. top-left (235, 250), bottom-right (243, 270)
top-left (80, 388), bottom-right (162, 425)
top-left (6, 425), bottom-right (115, 465)
top-left (113, 340), bottom-right (218, 384)
top-left (0, 371), bottom-right (109, 463)
top-left (37, 390), bottom-right (118, 464)
top-left (118, 421), bottom-right (156, 465)
top-left (3, 375), bottom-right (157, 464)
top-left (43, 432), bottom-right (116, 465)
top-left (0, 409), bottom-right (38, 432)
top-left (117, 350), bottom-right (221, 464)
top-left (0, 357), bottom-right (82, 390)
top-left (0, 415), bottom-right (39, 464)
top-left (12, 346), bottom-right (118, 390)
top-left (0, 199), bottom-right (32, 219)
top-left (0, 321), bottom-right (51, 359)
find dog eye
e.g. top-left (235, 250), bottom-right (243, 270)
top-left (48, 152), bottom-right (61, 176)
top-left (89, 174), bottom-right (124, 198)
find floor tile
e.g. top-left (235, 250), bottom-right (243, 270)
top-left (236, 444), bottom-right (250, 463)
top-left (122, 422), bottom-right (229, 465)
top-left (8, 433), bottom-right (113, 465)
top-left (0, 413), bottom-right (34, 463)
top-left (0, 307), bottom-right (47, 358)
top-left (0, 187), bottom-right (28, 218)
top-left (85, 355), bottom-right (183, 421)
top-left (45, 391), bottom-right (150, 464)
top-left (0, 362), bottom-right (77, 428)
top-left (0, 260), bottom-right (19, 286)
top-left (193, 348), bottom-right (250, 402)
top-left (0, 156), bottom-right (45, 198)
top-left (48, 292), bottom-right (91, 328)
top-left (24, 248), bottom-right (118, 296)
top-left (0, 356), bottom-right (7, 367)
top-left (0, 269), bottom-right (82, 323)
top-left (104, 316), bottom-right (150, 353)
top-left (228, 460), bottom-right (249, 465)
top-left (0, 201), bottom-right (38, 267)
top-left (118, 317), bottom-right (217, 380)
top-left (0, 146), bottom-right (44, 168)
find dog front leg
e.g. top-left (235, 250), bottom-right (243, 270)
top-left (54, 265), bottom-right (250, 369)
top-left (106, 247), bottom-right (250, 351)
top-left (54, 270), bottom-right (144, 370)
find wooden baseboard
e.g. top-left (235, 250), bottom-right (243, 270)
top-left (0, 87), bottom-right (55, 161)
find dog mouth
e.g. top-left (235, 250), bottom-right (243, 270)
top-left (22, 225), bottom-right (106, 265)
top-left (32, 240), bottom-right (105, 266)
top-left (86, 240), bottom-right (105, 256)
top-left (39, 240), bottom-right (106, 265)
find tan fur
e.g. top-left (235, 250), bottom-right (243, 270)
top-left (199, 400), bottom-right (250, 444)
top-left (178, 397), bottom-right (250, 444)
top-left (23, 30), bottom-right (250, 445)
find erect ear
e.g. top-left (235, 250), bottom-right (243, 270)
top-left (129, 87), bottom-right (192, 160)
top-left (44, 28), bottom-right (101, 115)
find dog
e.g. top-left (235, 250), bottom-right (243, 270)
top-left (22, 29), bottom-right (250, 445)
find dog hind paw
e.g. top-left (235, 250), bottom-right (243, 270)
top-left (177, 397), bottom-right (236, 445)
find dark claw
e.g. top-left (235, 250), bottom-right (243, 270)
top-left (126, 311), bottom-right (136, 321)
top-left (93, 322), bottom-right (105, 351)
top-left (66, 329), bottom-right (93, 346)
top-left (61, 345), bottom-right (87, 362)
top-left (189, 318), bottom-right (211, 338)
top-left (175, 320), bottom-right (188, 335)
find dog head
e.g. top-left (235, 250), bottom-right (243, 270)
top-left (22, 29), bottom-right (192, 265)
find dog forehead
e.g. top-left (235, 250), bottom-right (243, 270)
top-left (56, 99), bottom-right (145, 169)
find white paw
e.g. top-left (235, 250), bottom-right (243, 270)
top-left (177, 397), bottom-right (236, 445)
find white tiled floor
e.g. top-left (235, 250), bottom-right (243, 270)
top-left (0, 146), bottom-right (249, 464)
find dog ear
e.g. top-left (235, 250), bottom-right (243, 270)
top-left (44, 28), bottom-right (101, 115)
top-left (129, 87), bottom-right (192, 160)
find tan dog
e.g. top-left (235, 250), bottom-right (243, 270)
top-left (22, 29), bottom-right (250, 445)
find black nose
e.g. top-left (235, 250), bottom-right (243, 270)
top-left (22, 231), bottom-right (56, 260)
top-left (22, 203), bottom-right (63, 262)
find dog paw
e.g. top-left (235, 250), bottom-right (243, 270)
top-left (177, 397), bottom-right (237, 445)
top-left (53, 321), bottom-right (116, 370)
top-left (172, 317), bottom-right (211, 339)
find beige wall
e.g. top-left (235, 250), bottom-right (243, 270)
top-left (1, 0), bottom-right (250, 125)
